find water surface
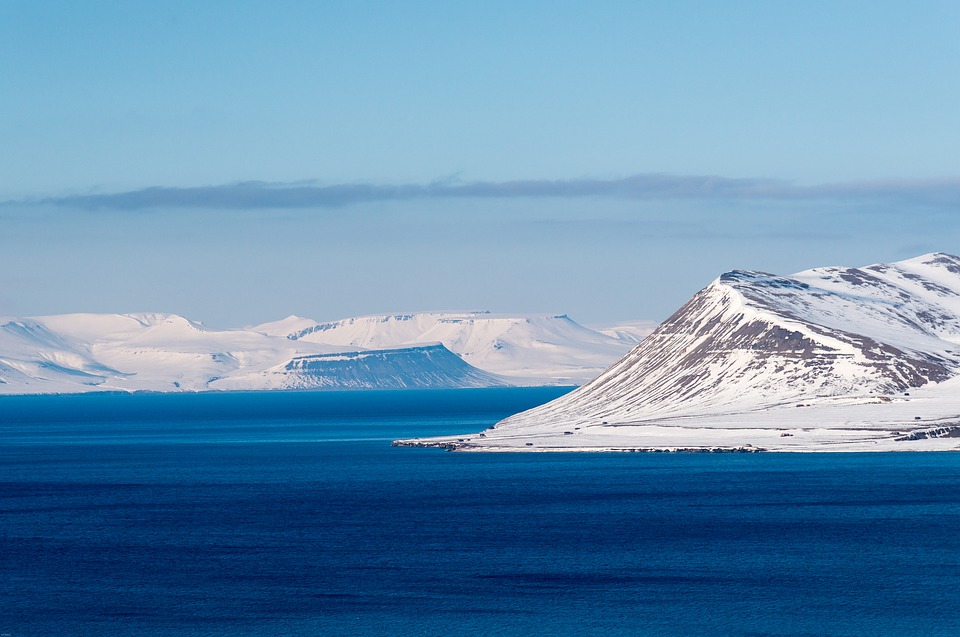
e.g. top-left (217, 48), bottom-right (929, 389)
top-left (2, 388), bottom-right (959, 636)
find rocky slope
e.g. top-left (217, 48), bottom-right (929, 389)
top-left (396, 253), bottom-right (960, 452)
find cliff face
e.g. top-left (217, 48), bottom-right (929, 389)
top-left (251, 344), bottom-right (510, 390)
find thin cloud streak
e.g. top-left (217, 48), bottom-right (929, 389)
top-left (8, 174), bottom-right (960, 211)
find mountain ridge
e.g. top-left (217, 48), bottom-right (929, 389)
top-left (270, 311), bottom-right (642, 384)
top-left (395, 252), bottom-right (960, 452)
top-left (0, 310), bottom-right (646, 394)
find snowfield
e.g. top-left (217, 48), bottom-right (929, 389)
top-left (395, 253), bottom-right (960, 452)
top-left (0, 311), bottom-right (642, 394)
top-left (278, 311), bottom-right (639, 384)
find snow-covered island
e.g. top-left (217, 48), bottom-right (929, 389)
top-left (395, 253), bottom-right (960, 452)
top-left (0, 311), bottom-right (651, 394)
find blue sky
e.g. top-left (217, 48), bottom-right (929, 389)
top-left (2, 1), bottom-right (959, 325)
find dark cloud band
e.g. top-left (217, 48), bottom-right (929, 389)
top-left (8, 174), bottom-right (960, 210)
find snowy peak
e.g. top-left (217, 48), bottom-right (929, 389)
top-left (591, 320), bottom-right (658, 345)
top-left (897, 251), bottom-right (960, 274)
top-left (493, 253), bottom-right (960, 431)
top-left (251, 315), bottom-right (319, 337)
top-left (0, 309), bottom-right (652, 394)
top-left (719, 255), bottom-right (960, 349)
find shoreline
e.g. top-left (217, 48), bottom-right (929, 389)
top-left (393, 422), bottom-right (960, 453)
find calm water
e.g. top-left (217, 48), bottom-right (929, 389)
top-left (2, 388), bottom-right (959, 636)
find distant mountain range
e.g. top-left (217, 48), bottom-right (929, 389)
top-left (0, 311), bottom-right (650, 394)
top-left (271, 312), bottom-right (652, 384)
top-left (396, 253), bottom-right (960, 452)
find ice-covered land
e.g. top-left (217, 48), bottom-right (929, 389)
top-left (0, 311), bottom-right (644, 394)
top-left (395, 253), bottom-right (960, 452)
top-left (281, 311), bottom-right (647, 384)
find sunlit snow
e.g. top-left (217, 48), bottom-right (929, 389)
top-left (396, 253), bottom-right (960, 452)
top-left (0, 311), bottom-right (642, 394)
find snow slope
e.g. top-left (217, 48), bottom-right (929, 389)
top-left (395, 253), bottom-right (960, 452)
top-left (0, 313), bottom-right (338, 393)
top-left (590, 320), bottom-right (658, 345)
top-left (0, 313), bottom-right (513, 394)
top-left (0, 310), bottom-right (646, 394)
top-left (278, 312), bottom-right (638, 384)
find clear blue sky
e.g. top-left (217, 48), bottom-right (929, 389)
top-left (2, 1), bottom-right (959, 326)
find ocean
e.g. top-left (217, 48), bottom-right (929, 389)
top-left (2, 388), bottom-right (959, 636)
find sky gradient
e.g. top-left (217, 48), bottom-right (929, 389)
top-left (3, 2), bottom-right (959, 326)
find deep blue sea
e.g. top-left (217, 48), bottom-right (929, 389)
top-left (2, 387), bottom-right (959, 637)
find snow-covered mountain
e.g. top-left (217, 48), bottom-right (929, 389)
top-left (270, 312), bottom-right (638, 384)
top-left (214, 344), bottom-right (509, 391)
top-left (590, 320), bottom-right (658, 345)
top-left (396, 253), bottom-right (960, 452)
top-left (0, 313), bottom-right (338, 394)
top-left (0, 310), bottom-right (646, 394)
